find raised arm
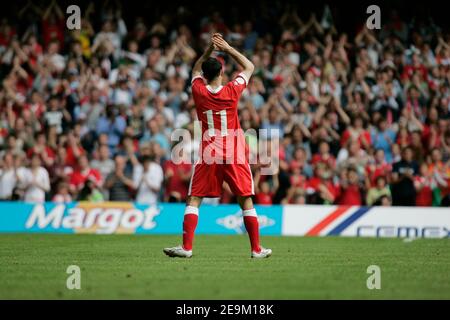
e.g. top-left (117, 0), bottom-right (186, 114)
top-left (192, 36), bottom-right (218, 78)
top-left (212, 34), bottom-right (254, 81)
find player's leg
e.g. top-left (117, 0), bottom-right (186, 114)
top-left (164, 163), bottom-right (222, 258)
top-left (182, 196), bottom-right (202, 251)
top-left (224, 164), bottom-right (272, 258)
top-left (237, 195), bottom-right (261, 252)
top-left (163, 196), bottom-right (202, 258)
top-left (237, 196), bottom-right (271, 258)
top-left (182, 163), bottom-right (222, 251)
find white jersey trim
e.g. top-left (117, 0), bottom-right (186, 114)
top-left (237, 72), bottom-right (249, 86)
top-left (191, 75), bottom-right (203, 84)
top-left (248, 163), bottom-right (255, 195)
top-left (206, 85), bottom-right (223, 94)
top-left (188, 164), bottom-right (196, 196)
top-left (188, 159), bottom-right (200, 195)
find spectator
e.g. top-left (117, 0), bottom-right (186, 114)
top-left (22, 154), bottom-right (50, 203)
top-left (77, 179), bottom-right (104, 202)
top-left (104, 155), bottom-right (134, 201)
top-left (96, 105), bottom-right (127, 153)
top-left (336, 139), bottom-right (368, 174)
top-left (260, 103), bottom-right (287, 140)
top-left (64, 131), bottom-right (85, 167)
top-left (0, 152), bottom-right (18, 200)
top-left (371, 118), bottom-right (396, 163)
top-left (79, 88), bottom-right (105, 131)
top-left (140, 118), bottom-right (170, 154)
top-left (290, 147), bottom-right (313, 177)
top-left (373, 194), bottom-right (393, 206)
top-left (27, 132), bottom-right (55, 168)
top-left (90, 145), bottom-right (115, 182)
top-left (366, 176), bottom-right (391, 206)
top-left (312, 141), bottom-right (336, 169)
top-left (43, 95), bottom-right (69, 134)
top-left (414, 163), bottom-right (433, 206)
top-left (365, 148), bottom-right (392, 186)
top-left (52, 182), bottom-right (72, 203)
top-left (340, 116), bottom-right (371, 150)
top-left (69, 155), bottom-right (103, 194)
top-left (255, 181), bottom-right (276, 205)
top-left (41, 0), bottom-right (65, 50)
top-left (133, 155), bottom-right (163, 204)
top-left (307, 163), bottom-right (339, 204)
top-left (163, 158), bottom-right (191, 202)
top-left (282, 188), bottom-right (307, 205)
top-left (337, 167), bottom-right (364, 205)
top-left (391, 147), bottom-right (419, 206)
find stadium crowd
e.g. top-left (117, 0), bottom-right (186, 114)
top-left (0, 0), bottom-right (449, 206)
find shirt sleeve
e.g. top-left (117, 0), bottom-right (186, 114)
top-left (191, 75), bottom-right (204, 85)
top-left (191, 75), bottom-right (205, 96)
top-left (227, 72), bottom-right (249, 99)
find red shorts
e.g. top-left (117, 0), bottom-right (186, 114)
top-left (188, 163), bottom-right (254, 197)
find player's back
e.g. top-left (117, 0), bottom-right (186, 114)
top-left (191, 73), bottom-right (249, 163)
top-left (191, 74), bottom-right (248, 135)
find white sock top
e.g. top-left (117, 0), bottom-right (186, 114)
top-left (243, 208), bottom-right (257, 217)
top-left (185, 206), bottom-right (199, 216)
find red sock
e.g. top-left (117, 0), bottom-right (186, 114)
top-left (182, 206), bottom-right (199, 251)
top-left (243, 209), bottom-right (261, 253)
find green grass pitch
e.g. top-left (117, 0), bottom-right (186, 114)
top-left (1, 234), bottom-right (449, 299)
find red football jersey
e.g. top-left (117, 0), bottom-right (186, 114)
top-left (191, 73), bottom-right (249, 165)
top-left (69, 168), bottom-right (103, 190)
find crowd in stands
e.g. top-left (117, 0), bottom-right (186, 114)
top-left (0, 0), bottom-right (449, 206)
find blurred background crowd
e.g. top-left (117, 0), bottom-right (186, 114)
top-left (0, 0), bottom-right (449, 206)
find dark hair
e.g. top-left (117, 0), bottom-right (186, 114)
top-left (201, 57), bottom-right (222, 82)
top-left (347, 166), bottom-right (358, 174)
top-left (140, 155), bottom-right (153, 163)
top-left (376, 117), bottom-right (387, 129)
top-left (402, 145), bottom-right (413, 154)
top-left (48, 94), bottom-right (60, 102)
top-left (373, 195), bottom-right (391, 206)
top-left (34, 131), bottom-right (45, 140)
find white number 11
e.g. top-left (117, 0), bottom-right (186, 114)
top-left (203, 109), bottom-right (228, 136)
